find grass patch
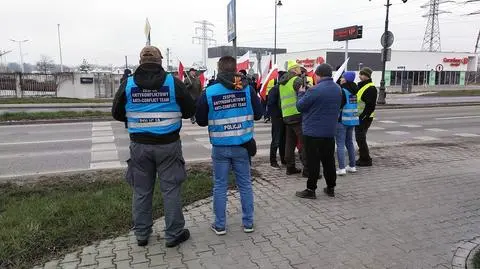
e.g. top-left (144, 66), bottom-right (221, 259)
top-left (0, 166), bottom-right (220, 269)
top-left (0, 97), bottom-right (111, 104)
top-left (421, 89), bottom-right (480, 97)
top-left (0, 111), bottom-right (111, 121)
top-left (474, 249), bottom-right (480, 269)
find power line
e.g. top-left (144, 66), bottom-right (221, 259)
top-left (192, 20), bottom-right (216, 68)
top-left (421, 0), bottom-right (455, 51)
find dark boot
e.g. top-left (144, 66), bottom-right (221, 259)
top-left (356, 159), bottom-right (372, 167)
top-left (165, 229), bottom-right (190, 248)
top-left (323, 187), bottom-right (335, 197)
top-left (295, 189), bottom-right (316, 199)
top-left (286, 167), bottom-right (301, 175)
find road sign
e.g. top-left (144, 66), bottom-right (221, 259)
top-left (436, 64), bottom-right (444, 72)
top-left (333, 25), bottom-right (363, 41)
top-left (381, 48), bottom-right (392, 62)
top-left (381, 31), bottom-right (394, 48)
top-left (227, 0), bottom-right (237, 42)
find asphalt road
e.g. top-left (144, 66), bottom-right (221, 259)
top-left (0, 105), bottom-right (479, 179)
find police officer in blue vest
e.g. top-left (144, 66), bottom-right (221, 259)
top-left (112, 46), bottom-right (195, 247)
top-left (195, 56), bottom-right (263, 235)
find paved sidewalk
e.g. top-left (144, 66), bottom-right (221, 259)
top-left (36, 139), bottom-right (480, 269)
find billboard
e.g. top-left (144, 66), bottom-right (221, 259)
top-left (333, 25), bottom-right (363, 42)
top-left (227, 0), bottom-right (236, 42)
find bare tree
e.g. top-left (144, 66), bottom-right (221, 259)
top-left (79, 59), bottom-right (92, 73)
top-left (36, 55), bottom-right (55, 74)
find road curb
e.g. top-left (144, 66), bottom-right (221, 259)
top-left (0, 102), bottom-right (479, 126)
top-left (452, 236), bottom-right (480, 269)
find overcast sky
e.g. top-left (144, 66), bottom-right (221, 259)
top-left (0, 0), bottom-right (479, 67)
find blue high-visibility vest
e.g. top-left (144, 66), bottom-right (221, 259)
top-left (206, 83), bottom-right (254, 146)
top-left (341, 89), bottom-right (359, 126)
top-left (125, 74), bottom-right (182, 135)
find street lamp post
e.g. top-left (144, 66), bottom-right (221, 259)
top-left (57, 24), bottom-right (64, 72)
top-left (377, 0), bottom-right (407, 104)
top-left (10, 39), bottom-right (29, 73)
top-left (274, 0), bottom-right (283, 64)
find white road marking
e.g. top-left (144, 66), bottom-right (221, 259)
top-left (385, 131), bottom-right (410, 135)
top-left (92, 122), bottom-right (112, 127)
top-left (92, 131), bottom-right (114, 137)
top-left (92, 136), bottom-right (115, 143)
top-left (378, 120), bottom-right (398, 124)
top-left (90, 161), bottom-right (122, 169)
top-left (91, 143), bottom-right (117, 151)
top-left (454, 133), bottom-right (480, 138)
top-left (400, 124), bottom-right (422, 128)
top-left (0, 149), bottom-right (91, 159)
top-left (0, 138), bottom-right (91, 146)
top-left (369, 126), bottom-right (385, 130)
top-left (91, 150), bottom-right (119, 162)
top-left (92, 126), bottom-right (113, 131)
top-left (425, 128), bottom-right (447, 132)
top-left (413, 136), bottom-right (439, 141)
top-left (0, 121), bottom-right (91, 129)
top-left (435, 115), bottom-right (480, 120)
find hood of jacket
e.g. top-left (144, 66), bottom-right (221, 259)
top-left (133, 63), bottom-right (166, 89)
top-left (340, 81), bottom-right (358, 95)
top-left (216, 72), bottom-right (248, 91)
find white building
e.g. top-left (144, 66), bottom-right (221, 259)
top-left (207, 48), bottom-right (479, 88)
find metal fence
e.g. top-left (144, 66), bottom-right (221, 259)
top-left (466, 71), bottom-right (480, 85)
top-left (0, 73), bottom-right (73, 97)
top-left (94, 73), bottom-right (121, 98)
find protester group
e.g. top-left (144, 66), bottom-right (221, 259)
top-left (112, 45), bottom-right (377, 248)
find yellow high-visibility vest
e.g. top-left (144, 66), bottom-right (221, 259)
top-left (357, 82), bottom-right (375, 118)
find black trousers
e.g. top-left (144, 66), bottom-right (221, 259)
top-left (285, 123), bottom-right (307, 170)
top-left (270, 117), bottom-right (286, 164)
top-left (304, 135), bottom-right (336, 190)
top-left (355, 118), bottom-right (373, 162)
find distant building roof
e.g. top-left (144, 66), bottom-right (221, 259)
top-left (208, 46), bottom-right (287, 58)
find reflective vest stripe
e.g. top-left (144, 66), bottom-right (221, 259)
top-left (128, 118), bottom-right (182, 128)
top-left (208, 115), bottom-right (254, 125)
top-left (126, 112), bottom-right (182, 118)
top-left (209, 127), bottom-right (253, 138)
top-left (280, 93), bottom-right (296, 100)
top-left (342, 116), bottom-right (359, 121)
top-left (357, 82), bottom-right (376, 118)
top-left (281, 102), bottom-right (297, 110)
top-left (342, 109), bottom-right (358, 113)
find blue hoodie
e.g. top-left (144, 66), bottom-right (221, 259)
top-left (296, 77), bottom-right (342, 138)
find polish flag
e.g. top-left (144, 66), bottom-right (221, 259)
top-left (178, 61), bottom-right (184, 81)
top-left (257, 55), bottom-right (272, 89)
top-left (199, 72), bottom-right (206, 89)
top-left (259, 64), bottom-right (279, 101)
top-left (236, 51), bottom-right (250, 71)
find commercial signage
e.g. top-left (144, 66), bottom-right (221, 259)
top-left (296, 57), bottom-right (325, 69)
top-left (80, 77), bottom-right (94, 84)
top-left (443, 57), bottom-right (469, 67)
top-left (333, 25), bottom-right (363, 42)
top-left (227, 0), bottom-right (236, 42)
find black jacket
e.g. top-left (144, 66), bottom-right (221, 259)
top-left (339, 81), bottom-right (358, 122)
top-left (112, 63), bottom-right (196, 144)
top-left (357, 79), bottom-right (378, 121)
top-left (267, 84), bottom-right (282, 119)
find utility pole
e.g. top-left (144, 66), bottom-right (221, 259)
top-left (10, 39), bottom-right (29, 73)
top-left (125, 56), bottom-right (128, 69)
top-left (57, 24), bottom-right (64, 72)
top-left (192, 20), bottom-right (216, 68)
top-left (166, 48), bottom-right (172, 71)
top-left (0, 50), bottom-right (12, 72)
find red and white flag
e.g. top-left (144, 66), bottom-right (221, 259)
top-left (199, 72), bottom-right (206, 89)
top-left (236, 51), bottom-right (250, 71)
top-left (178, 61), bottom-right (184, 81)
top-left (259, 64), bottom-right (279, 101)
top-left (257, 54), bottom-right (272, 89)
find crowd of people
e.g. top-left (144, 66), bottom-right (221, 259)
top-left (112, 45), bottom-right (377, 248)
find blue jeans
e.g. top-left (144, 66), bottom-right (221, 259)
top-left (335, 123), bottom-right (356, 169)
top-left (212, 146), bottom-right (254, 229)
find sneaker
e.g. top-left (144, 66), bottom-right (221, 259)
top-left (286, 167), bottom-right (301, 175)
top-left (295, 189), bottom-right (316, 199)
top-left (323, 187), bottom-right (335, 197)
top-left (210, 224), bottom-right (227, 236)
top-left (165, 229), bottom-right (190, 248)
top-left (243, 225), bottom-right (254, 233)
top-left (270, 162), bottom-right (281, 170)
top-left (336, 169), bottom-right (347, 176)
top-left (356, 159), bottom-right (372, 167)
top-left (346, 166), bottom-right (357, 173)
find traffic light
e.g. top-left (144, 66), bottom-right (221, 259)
top-left (357, 26), bottom-right (363, 39)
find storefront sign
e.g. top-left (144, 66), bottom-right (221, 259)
top-left (443, 57), bottom-right (469, 67)
top-left (333, 25), bottom-right (363, 41)
top-left (296, 57), bottom-right (325, 69)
